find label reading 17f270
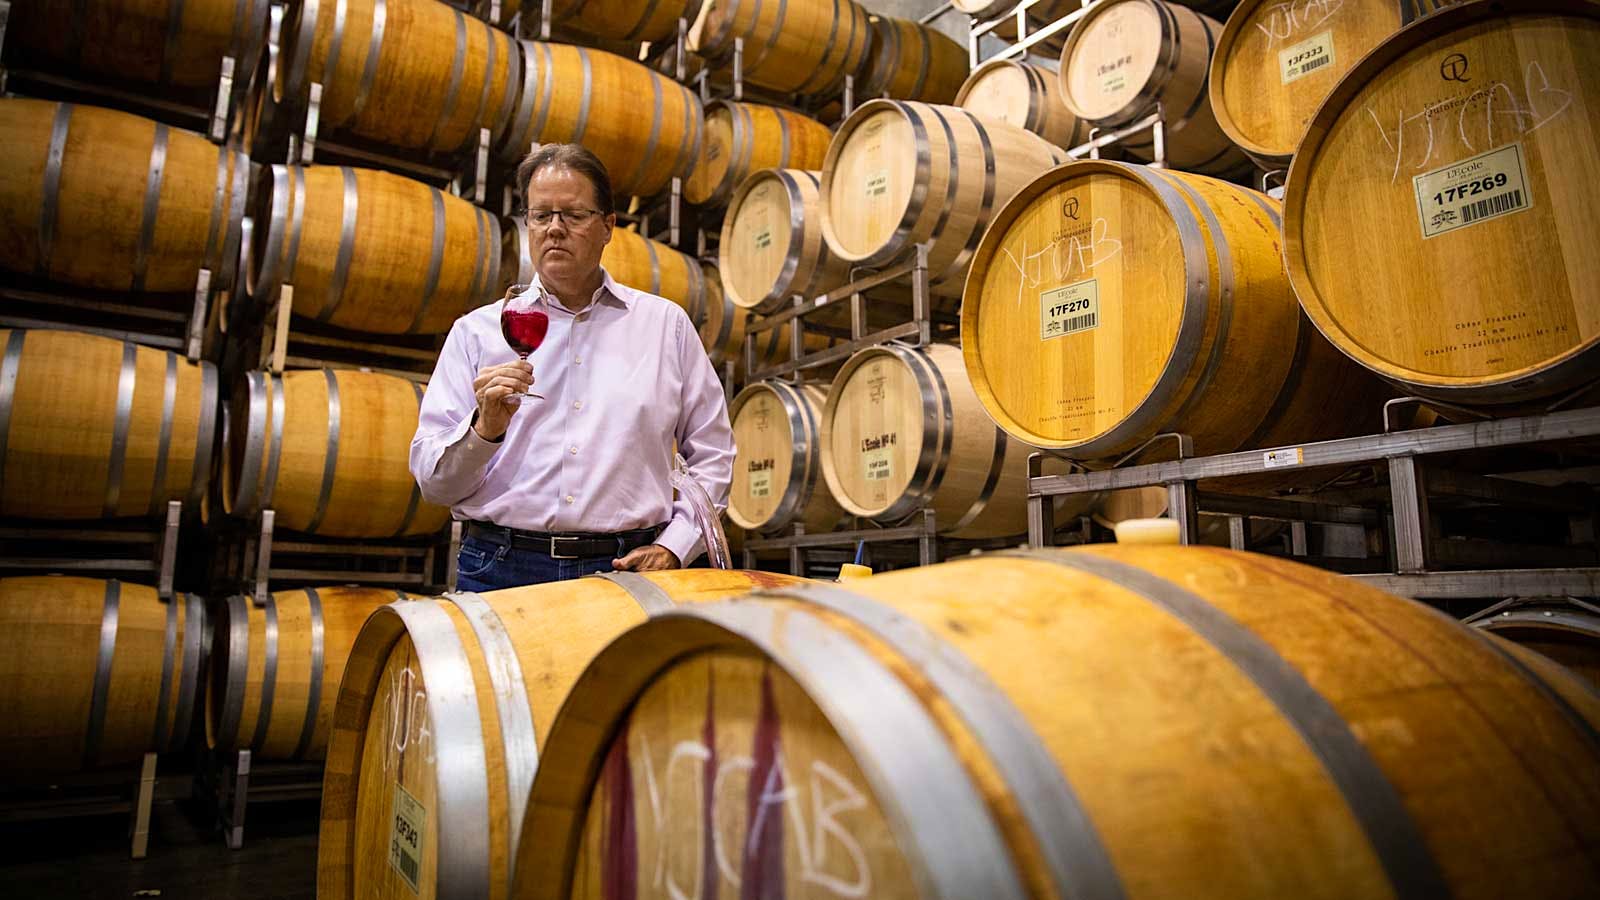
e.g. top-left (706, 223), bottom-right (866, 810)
top-left (1279, 30), bottom-right (1334, 85)
top-left (1413, 143), bottom-right (1531, 239)
top-left (749, 468), bottom-right (773, 498)
top-left (1040, 279), bottom-right (1100, 340)
top-left (389, 784), bottom-right (426, 893)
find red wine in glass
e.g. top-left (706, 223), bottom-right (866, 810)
top-left (500, 289), bottom-right (549, 401)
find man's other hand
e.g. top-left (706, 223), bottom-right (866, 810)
top-left (613, 544), bottom-right (681, 572)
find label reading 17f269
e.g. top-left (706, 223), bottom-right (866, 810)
top-left (1413, 143), bottom-right (1531, 239)
top-left (1040, 279), bottom-right (1100, 340)
top-left (1279, 30), bottom-right (1334, 85)
top-left (389, 784), bottom-right (426, 893)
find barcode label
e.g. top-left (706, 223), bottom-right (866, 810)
top-left (865, 169), bottom-right (889, 199)
top-left (1462, 190), bottom-right (1523, 224)
top-left (754, 225), bottom-right (772, 250)
top-left (389, 784), bottom-right (426, 892)
top-left (1414, 143), bottom-right (1532, 238)
top-left (1061, 312), bottom-right (1098, 333)
top-left (1041, 279), bottom-right (1101, 340)
top-left (750, 468), bottom-right (773, 498)
top-left (1279, 31), bottom-right (1335, 85)
top-left (398, 851), bottom-right (419, 885)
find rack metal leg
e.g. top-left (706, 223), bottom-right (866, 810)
top-left (918, 508), bottom-right (937, 567)
top-left (1227, 516), bottom-right (1249, 550)
top-left (224, 750), bottom-right (251, 850)
top-left (1167, 481), bottom-right (1199, 546)
top-left (129, 752), bottom-right (157, 859)
top-left (1027, 453), bottom-right (1054, 549)
top-left (1389, 456), bottom-right (1432, 573)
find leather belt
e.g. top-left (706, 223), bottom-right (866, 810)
top-left (465, 521), bottom-right (663, 560)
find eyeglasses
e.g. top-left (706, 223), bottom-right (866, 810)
top-left (526, 207), bottom-right (604, 228)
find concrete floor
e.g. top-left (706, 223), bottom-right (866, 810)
top-left (0, 799), bottom-right (318, 900)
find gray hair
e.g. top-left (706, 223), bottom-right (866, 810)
top-left (515, 144), bottom-right (615, 216)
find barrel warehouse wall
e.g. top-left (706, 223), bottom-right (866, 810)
top-left (2, 0), bottom-right (1599, 898)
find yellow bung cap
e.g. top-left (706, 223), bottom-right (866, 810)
top-left (1113, 518), bottom-right (1181, 545)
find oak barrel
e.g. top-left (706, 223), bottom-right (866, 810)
top-left (221, 368), bottom-right (448, 538)
top-left (956, 58), bottom-right (1091, 151)
top-left (0, 329), bottom-right (217, 520)
top-left (0, 577), bottom-right (204, 777)
top-left (503, 220), bottom-right (706, 324)
top-left (516, 547), bottom-right (1600, 900)
top-left (820, 343), bottom-right (1066, 538)
top-left (1059, 0), bottom-right (1253, 177)
top-left (720, 168), bottom-right (849, 313)
top-left (489, 0), bottom-right (699, 43)
top-left (500, 40), bottom-right (703, 200)
top-left (1283, 0), bottom-right (1600, 406)
top-left (962, 159), bottom-right (1386, 460)
top-left (859, 16), bottom-right (970, 104)
top-left (729, 381), bottom-right (847, 534)
top-left (820, 99), bottom-right (1068, 297)
top-left (689, 0), bottom-right (874, 97)
top-left (314, 570), bottom-right (807, 900)
top-left (685, 101), bottom-right (833, 208)
top-left (1210, 0), bottom-right (1460, 168)
top-left (1473, 602), bottom-right (1600, 690)
top-left (5, 0), bottom-right (269, 90)
top-left (208, 587), bottom-right (399, 761)
top-left (275, 0), bottom-right (518, 154)
top-left (248, 163), bottom-right (501, 334)
top-left (0, 98), bottom-right (248, 292)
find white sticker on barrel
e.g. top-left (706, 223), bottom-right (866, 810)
top-left (1041, 279), bottom-right (1100, 340)
top-left (1279, 30), bottom-right (1335, 84)
top-left (389, 784), bottom-right (426, 892)
top-left (1262, 447), bottom-right (1304, 469)
top-left (1413, 143), bottom-right (1531, 239)
top-left (750, 467), bottom-right (773, 498)
top-left (865, 169), bottom-right (889, 199)
top-left (864, 446), bottom-right (893, 481)
top-left (754, 224), bottom-right (773, 251)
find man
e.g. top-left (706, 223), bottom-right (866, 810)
top-left (410, 144), bottom-right (734, 589)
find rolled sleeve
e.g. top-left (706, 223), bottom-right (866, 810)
top-left (410, 321), bottom-right (500, 507)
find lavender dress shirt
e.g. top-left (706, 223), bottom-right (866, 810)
top-left (409, 269), bottom-right (735, 564)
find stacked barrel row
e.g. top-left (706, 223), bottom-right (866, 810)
top-left (1, 1), bottom-right (247, 779)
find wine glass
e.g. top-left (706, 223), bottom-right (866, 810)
top-left (500, 287), bottom-right (549, 402)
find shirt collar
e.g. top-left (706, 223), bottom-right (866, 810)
top-left (522, 268), bottom-right (633, 313)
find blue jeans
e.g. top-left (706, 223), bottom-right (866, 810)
top-left (454, 534), bottom-right (618, 591)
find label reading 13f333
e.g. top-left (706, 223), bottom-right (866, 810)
top-left (1279, 30), bottom-right (1334, 84)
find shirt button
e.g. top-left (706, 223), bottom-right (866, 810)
top-left (573, 400), bottom-right (583, 410)
top-left (569, 445), bottom-right (578, 454)
top-left (564, 495), bottom-right (574, 504)
top-left (574, 356), bottom-right (582, 365)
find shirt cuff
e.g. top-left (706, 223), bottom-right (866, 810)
top-left (453, 415), bottom-right (504, 465)
top-left (655, 518), bottom-right (703, 567)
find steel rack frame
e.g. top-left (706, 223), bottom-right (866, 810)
top-left (743, 508), bottom-right (1037, 575)
top-left (195, 747), bottom-right (324, 850)
top-left (214, 511), bottom-right (456, 607)
top-left (741, 243), bottom-right (959, 382)
top-left (1024, 404), bottom-right (1600, 600)
top-left (0, 501), bottom-right (187, 598)
top-left (0, 268), bottom-right (225, 364)
top-left (963, 0), bottom-right (1095, 68)
top-left (0, 753), bottom-right (186, 859)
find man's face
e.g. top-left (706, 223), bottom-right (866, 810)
top-left (526, 166), bottom-right (614, 287)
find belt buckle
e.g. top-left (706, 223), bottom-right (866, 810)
top-left (549, 535), bottom-right (583, 560)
